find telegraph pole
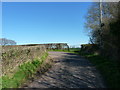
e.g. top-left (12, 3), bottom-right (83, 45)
top-left (99, 0), bottom-right (103, 48)
top-left (100, 0), bottom-right (103, 23)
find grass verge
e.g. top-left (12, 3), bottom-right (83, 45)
top-left (2, 52), bottom-right (48, 88)
top-left (80, 53), bottom-right (120, 88)
top-left (48, 48), bottom-right (80, 53)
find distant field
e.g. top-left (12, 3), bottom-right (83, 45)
top-left (48, 48), bottom-right (80, 53)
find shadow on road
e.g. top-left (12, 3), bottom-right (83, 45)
top-left (27, 52), bottom-right (106, 88)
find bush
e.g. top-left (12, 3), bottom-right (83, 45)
top-left (80, 44), bottom-right (99, 55)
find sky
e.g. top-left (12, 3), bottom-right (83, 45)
top-left (2, 2), bottom-right (92, 47)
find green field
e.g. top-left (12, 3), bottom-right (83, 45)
top-left (48, 48), bottom-right (80, 53)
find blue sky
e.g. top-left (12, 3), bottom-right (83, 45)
top-left (2, 2), bottom-right (92, 47)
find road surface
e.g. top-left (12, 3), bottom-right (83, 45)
top-left (26, 51), bottom-right (106, 88)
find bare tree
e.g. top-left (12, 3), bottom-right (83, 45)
top-left (85, 2), bottom-right (119, 45)
top-left (0, 38), bottom-right (16, 46)
top-left (85, 2), bottom-right (120, 60)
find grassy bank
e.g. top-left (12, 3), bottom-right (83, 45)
top-left (2, 52), bottom-right (48, 88)
top-left (81, 53), bottom-right (120, 88)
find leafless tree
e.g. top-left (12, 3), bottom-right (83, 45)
top-left (85, 2), bottom-right (120, 60)
top-left (0, 38), bottom-right (16, 46)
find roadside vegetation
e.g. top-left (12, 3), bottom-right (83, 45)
top-left (85, 2), bottom-right (120, 62)
top-left (82, 2), bottom-right (120, 88)
top-left (2, 52), bottom-right (48, 88)
top-left (80, 53), bottom-right (120, 88)
top-left (1, 46), bottom-right (54, 88)
top-left (2, 53), bottom-right (48, 88)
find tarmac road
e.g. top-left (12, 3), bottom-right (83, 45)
top-left (26, 51), bottom-right (106, 88)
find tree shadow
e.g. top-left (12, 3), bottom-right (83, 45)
top-left (27, 52), bottom-right (106, 88)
